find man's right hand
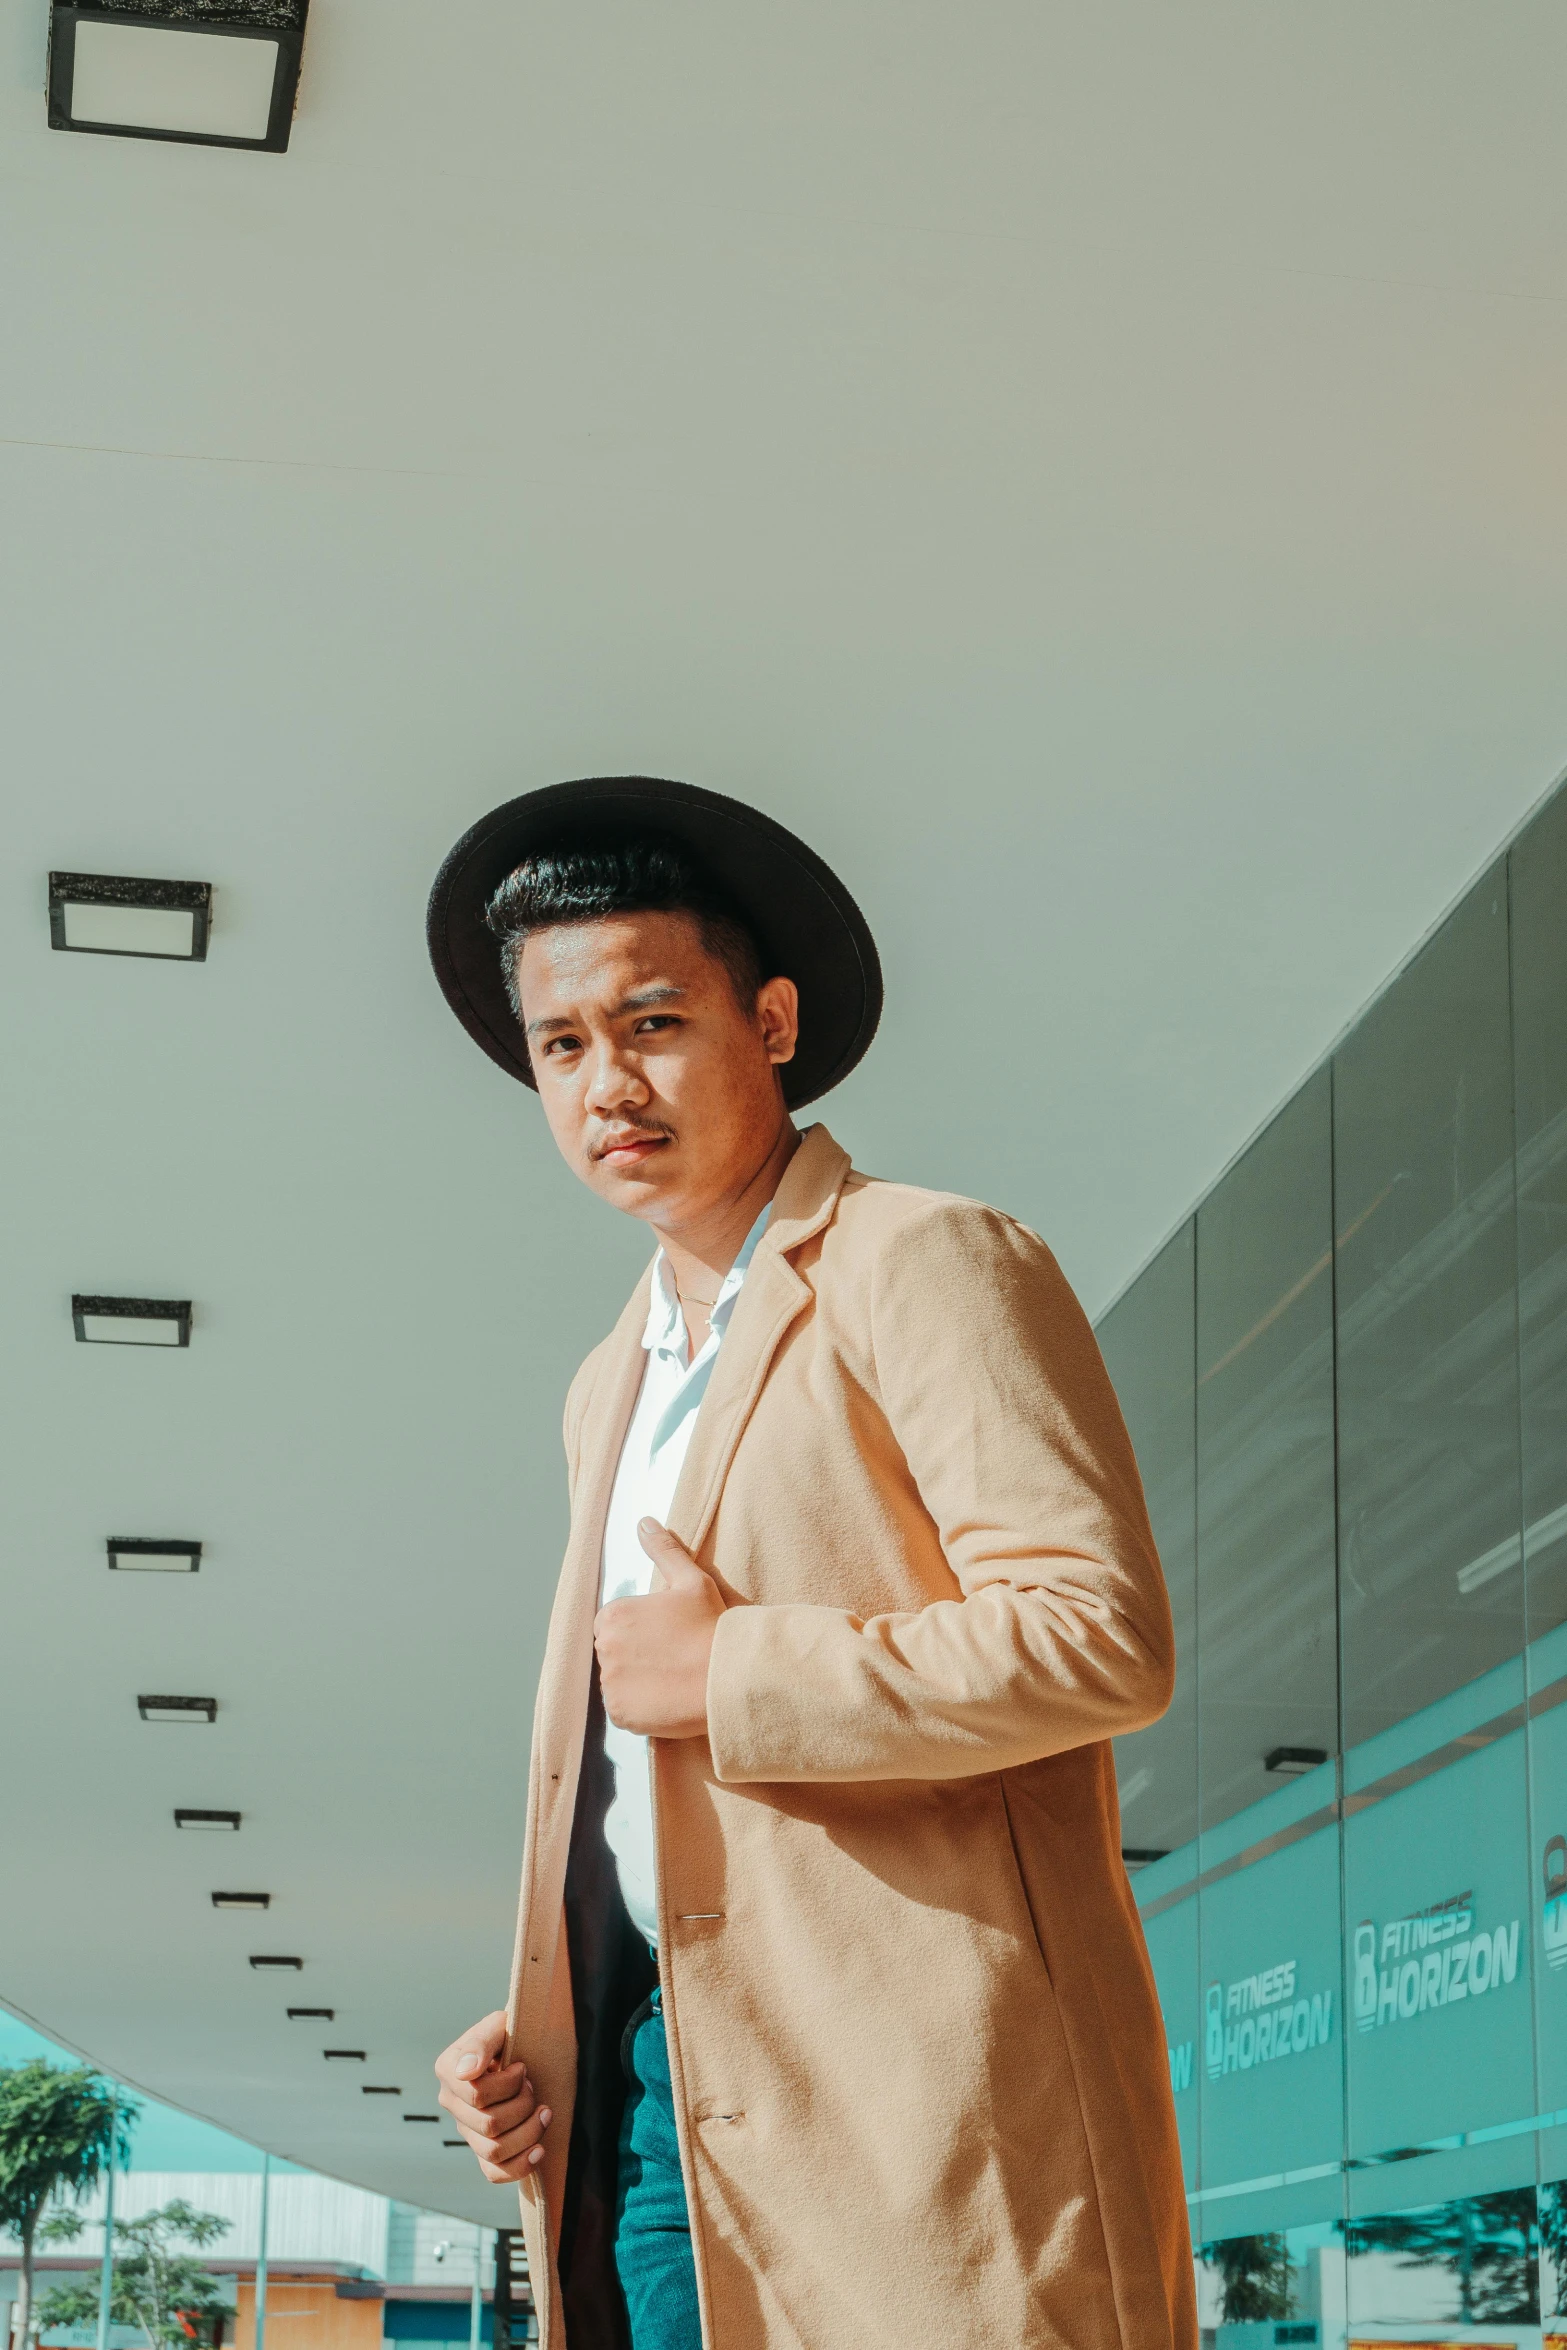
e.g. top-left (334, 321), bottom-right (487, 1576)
top-left (434, 2011), bottom-right (552, 2184)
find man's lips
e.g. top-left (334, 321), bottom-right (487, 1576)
top-left (594, 1133), bottom-right (671, 1166)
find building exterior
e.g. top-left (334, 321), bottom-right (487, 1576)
top-left (1100, 776), bottom-right (1567, 2348)
top-left (1, 2173), bottom-right (527, 2350)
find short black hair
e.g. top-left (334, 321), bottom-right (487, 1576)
top-left (484, 831), bottom-right (768, 1022)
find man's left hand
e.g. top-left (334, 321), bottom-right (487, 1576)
top-left (594, 1519), bottom-right (726, 1737)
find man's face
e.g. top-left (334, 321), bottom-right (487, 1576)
top-left (517, 911), bottom-right (799, 1227)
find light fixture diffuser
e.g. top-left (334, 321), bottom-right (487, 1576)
top-left (46, 4), bottom-right (308, 154)
top-left (176, 1809), bottom-right (240, 1830)
top-left (323, 2049), bottom-right (365, 2061)
top-left (362, 2085), bottom-right (400, 2096)
top-left (402, 2114), bottom-right (439, 2124)
top-left (212, 1891), bottom-right (270, 1910)
top-left (75, 1297), bottom-right (191, 1348)
top-left (138, 1694), bottom-right (217, 1724)
top-left (249, 1954), bottom-right (302, 1971)
top-left (288, 2007), bottom-right (333, 2020)
top-left (49, 872), bottom-right (211, 960)
top-left (110, 1538), bottom-right (202, 1572)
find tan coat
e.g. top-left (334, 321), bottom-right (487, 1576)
top-left (506, 1125), bottom-right (1195, 2350)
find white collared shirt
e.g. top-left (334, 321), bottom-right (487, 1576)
top-left (598, 1205), bottom-right (770, 1946)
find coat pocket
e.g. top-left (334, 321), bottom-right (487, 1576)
top-left (994, 1769), bottom-right (1057, 1991)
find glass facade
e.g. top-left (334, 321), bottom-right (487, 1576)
top-left (1099, 780), bottom-right (1567, 2349)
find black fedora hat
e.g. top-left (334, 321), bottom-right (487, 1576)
top-left (427, 776), bottom-right (882, 1110)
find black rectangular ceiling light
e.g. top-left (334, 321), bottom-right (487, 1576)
top-left (402, 2114), bottom-right (439, 2124)
top-left (49, 872), bottom-right (212, 959)
top-left (211, 1890), bottom-right (270, 1910)
top-left (1264, 1745), bottom-right (1329, 1777)
top-left (323, 2049), bottom-right (365, 2061)
top-left (138, 1693), bottom-right (217, 1724)
top-left (46, 4), bottom-right (307, 154)
top-left (75, 1296), bottom-right (191, 1348)
top-left (110, 1538), bottom-right (202, 1572)
top-left (361, 2085), bottom-right (400, 2096)
top-left (176, 1809), bottom-right (240, 1831)
top-left (1121, 1847), bottom-right (1169, 1871)
top-left (249, 1954), bottom-right (302, 1970)
top-left (287, 2007), bottom-right (333, 2020)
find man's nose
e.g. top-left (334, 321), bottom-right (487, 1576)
top-left (583, 1039), bottom-right (648, 1115)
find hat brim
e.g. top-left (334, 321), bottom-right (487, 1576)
top-left (426, 776), bottom-right (882, 1110)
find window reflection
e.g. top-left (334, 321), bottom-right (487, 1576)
top-left (1345, 2188), bottom-right (1539, 2332)
top-left (1196, 2221), bottom-right (1339, 2340)
top-left (1540, 2177), bottom-right (1567, 2323)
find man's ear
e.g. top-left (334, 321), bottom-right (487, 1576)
top-left (757, 975), bottom-right (799, 1065)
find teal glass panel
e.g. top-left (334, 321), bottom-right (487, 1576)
top-left (1342, 1721), bottom-right (1535, 2194)
top-left (1333, 867), bottom-right (1524, 1753)
top-left (1100, 1222), bottom-right (1197, 1865)
top-left (1142, 1892), bottom-right (1201, 2198)
top-left (1514, 782), bottom-right (1567, 1648)
top-left (1532, 1660), bottom-right (1567, 2185)
top-left (1196, 1068), bottom-right (1337, 1836)
top-left (1195, 1811), bottom-right (1344, 2236)
top-left (1512, 787), bottom-right (1567, 2193)
top-left (1334, 863), bottom-right (1533, 2207)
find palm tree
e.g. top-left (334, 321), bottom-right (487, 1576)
top-left (0, 2062), bottom-right (136, 2348)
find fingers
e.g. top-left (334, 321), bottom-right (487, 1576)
top-left (479, 2101), bottom-right (554, 2172)
top-left (467, 2099), bottom-right (554, 2184)
top-left (637, 1518), bottom-right (708, 1591)
top-left (435, 2012), bottom-right (534, 2145)
top-left (457, 2059), bottom-right (529, 2113)
top-left (434, 2019), bottom-right (554, 2183)
top-left (438, 2074), bottom-right (534, 2139)
top-left (434, 2011), bottom-right (508, 2098)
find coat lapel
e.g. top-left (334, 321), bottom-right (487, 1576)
top-left (515, 1273), bottom-right (651, 2047)
top-left (666, 1123), bottom-right (851, 1557)
top-left (533, 1280), bottom-right (649, 1763)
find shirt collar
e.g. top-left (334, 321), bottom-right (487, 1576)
top-left (642, 1202), bottom-right (772, 1360)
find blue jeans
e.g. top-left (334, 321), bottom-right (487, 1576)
top-left (615, 1989), bottom-right (702, 2350)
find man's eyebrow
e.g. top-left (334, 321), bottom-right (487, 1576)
top-left (618, 985), bottom-right (685, 1012)
top-left (523, 984), bottom-right (685, 1040)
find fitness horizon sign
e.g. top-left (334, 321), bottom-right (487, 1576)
top-left (1352, 1887), bottom-right (1521, 2033)
top-left (1203, 1957), bottom-right (1335, 2082)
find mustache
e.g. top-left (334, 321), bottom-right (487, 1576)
top-left (590, 1116), bottom-right (675, 1159)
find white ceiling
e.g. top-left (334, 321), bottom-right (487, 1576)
top-left (4, 0), bottom-right (1567, 2225)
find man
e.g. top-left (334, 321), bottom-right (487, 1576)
top-left (427, 777), bottom-right (1194, 2350)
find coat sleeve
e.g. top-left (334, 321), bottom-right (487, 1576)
top-left (705, 1199), bottom-right (1175, 1783)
